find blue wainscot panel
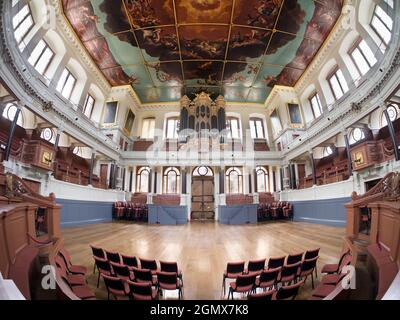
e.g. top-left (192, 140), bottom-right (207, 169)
top-left (218, 204), bottom-right (257, 225)
top-left (292, 197), bottom-right (351, 227)
top-left (148, 205), bottom-right (188, 225)
top-left (57, 198), bottom-right (113, 228)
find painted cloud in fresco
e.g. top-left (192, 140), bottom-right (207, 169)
top-left (62, 0), bottom-right (342, 103)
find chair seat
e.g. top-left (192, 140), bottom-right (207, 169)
top-left (321, 274), bottom-right (343, 285)
top-left (132, 289), bottom-right (158, 300)
top-left (159, 280), bottom-right (181, 290)
top-left (229, 282), bottom-right (254, 293)
top-left (244, 270), bottom-right (263, 276)
top-left (280, 275), bottom-right (296, 283)
top-left (224, 271), bottom-right (243, 279)
top-left (67, 274), bottom-right (86, 286)
top-left (312, 284), bottom-right (336, 298)
top-left (255, 278), bottom-right (275, 288)
top-left (309, 295), bottom-right (323, 300)
top-left (321, 263), bottom-right (338, 274)
top-left (72, 285), bottom-right (96, 299)
top-left (69, 265), bottom-right (87, 275)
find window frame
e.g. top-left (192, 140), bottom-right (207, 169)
top-left (348, 37), bottom-right (377, 79)
top-left (308, 92), bottom-right (323, 119)
top-left (256, 166), bottom-right (269, 193)
top-left (141, 117), bottom-right (156, 140)
top-left (327, 67), bottom-right (349, 101)
top-left (163, 167), bottom-right (180, 194)
top-left (370, 4), bottom-right (393, 47)
top-left (226, 116), bottom-right (242, 140)
top-left (136, 166), bottom-right (150, 193)
top-left (28, 39), bottom-right (55, 76)
top-left (349, 127), bottom-right (366, 145)
top-left (56, 68), bottom-right (77, 101)
top-left (249, 117), bottom-right (266, 139)
top-left (83, 93), bottom-right (95, 119)
top-left (225, 167), bottom-right (243, 194)
top-left (13, 3), bottom-right (34, 49)
top-left (165, 117), bottom-right (180, 139)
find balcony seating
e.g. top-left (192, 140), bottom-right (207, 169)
top-left (257, 201), bottom-right (293, 222)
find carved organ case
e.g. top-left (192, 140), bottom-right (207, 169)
top-left (179, 93), bottom-right (226, 138)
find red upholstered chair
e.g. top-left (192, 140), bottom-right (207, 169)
top-left (304, 248), bottom-right (320, 278)
top-left (279, 262), bottom-right (301, 285)
top-left (283, 203), bottom-right (293, 220)
top-left (245, 259), bottom-right (266, 276)
top-left (257, 204), bottom-right (265, 221)
top-left (132, 267), bottom-right (158, 286)
top-left (320, 254), bottom-right (352, 286)
top-left (274, 280), bottom-right (304, 300)
top-left (124, 202), bottom-right (133, 220)
top-left (127, 280), bottom-right (158, 300)
top-left (141, 204), bottom-right (148, 221)
top-left (157, 271), bottom-right (183, 299)
top-left (57, 271), bottom-right (95, 300)
top-left (105, 250), bottom-right (121, 264)
top-left (267, 256), bottom-right (286, 270)
top-left (255, 267), bottom-right (280, 291)
top-left (248, 289), bottom-right (276, 301)
top-left (139, 258), bottom-right (159, 275)
top-left (59, 246), bottom-right (87, 275)
top-left (90, 245), bottom-right (105, 274)
top-left (113, 201), bottom-right (124, 219)
top-left (121, 254), bottom-right (138, 270)
top-left (55, 255), bottom-right (86, 287)
top-left (286, 252), bottom-right (304, 265)
top-left (94, 256), bottom-right (113, 288)
top-left (228, 274), bottom-right (256, 300)
top-left (321, 250), bottom-right (351, 275)
top-left (134, 204), bottom-right (142, 221)
top-left (160, 261), bottom-right (183, 285)
top-left (297, 257), bottom-right (319, 289)
top-left (110, 262), bottom-right (133, 282)
top-left (222, 261), bottom-right (245, 295)
top-left (103, 274), bottom-right (129, 300)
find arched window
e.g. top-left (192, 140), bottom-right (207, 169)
top-left (226, 167), bottom-right (243, 194)
top-left (323, 146), bottom-right (334, 157)
top-left (40, 128), bottom-right (56, 144)
top-left (163, 167), bottom-right (180, 194)
top-left (193, 166), bottom-right (213, 177)
top-left (2, 103), bottom-right (23, 126)
top-left (256, 166), bottom-right (269, 193)
top-left (349, 128), bottom-right (366, 145)
top-left (381, 104), bottom-right (399, 127)
top-left (136, 166), bottom-right (150, 193)
top-left (73, 146), bottom-right (82, 157)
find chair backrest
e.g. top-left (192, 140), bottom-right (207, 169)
top-left (105, 250), bottom-right (121, 264)
top-left (55, 255), bottom-right (68, 277)
top-left (247, 259), bottom-right (266, 273)
top-left (226, 261), bottom-right (245, 274)
top-left (58, 246), bottom-right (72, 268)
top-left (304, 248), bottom-right (320, 260)
top-left (281, 262), bottom-right (301, 277)
top-left (287, 252), bottom-right (304, 265)
top-left (300, 257), bottom-right (318, 273)
top-left (248, 290), bottom-right (275, 301)
top-left (91, 245), bottom-right (105, 259)
top-left (236, 274), bottom-right (256, 288)
top-left (94, 256), bottom-right (112, 273)
top-left (121, 255), bottom-right (138, 268)
top-left (140, 258), bottom-right (158, 271)
top-left (103, 274), bottom-right (125, 292)
top-left (338, 253), bottom-right (352, 273)
top-left (110, 262), bottom-right (130, 278)
top-left (157, 271), bottom-right (178, 285)
top-left (259, 267), bottom-right (280, 283)
top-left (160, 261), bottom-right (178, 274)
top-left (132, 267), bottom-right (152, 282)
top-left (275, 281), bottom-right (304, 300)
top-left (268, 256), bottom-right (285, 269)
top-left (127, 280), bottom-right (153, 298)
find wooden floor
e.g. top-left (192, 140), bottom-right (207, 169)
top-left (62, 221), bottom-right (345, 300)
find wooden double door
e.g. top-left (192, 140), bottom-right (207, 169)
top-left (191, 177), bottom-right (214, 220)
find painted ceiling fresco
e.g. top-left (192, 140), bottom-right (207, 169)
top-left (62, 0), bottom-right (343, 104)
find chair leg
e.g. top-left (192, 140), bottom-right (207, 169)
top-left (222, 276), bottom-right (226, 296)
top-left (97, 272), bottom-right (100, 288)
top-left (93, 263), bottom-right (96, 274)
top-left (311, 273), bottom-right (314, 289)
top-left (315, 265), bottom-right (318, 279)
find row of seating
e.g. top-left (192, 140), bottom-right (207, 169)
top-left (91, 246), bottom-right (183, 300)
top-left (113, 201), bottom-right (148, 221)
top-left (257, 201), bottom-right (293, 221)
top-left (309, 250), bottom-right (353, 300)
top-left (54, 245), bottom-right (95, 300)
top-left (222, 248), bottom-right (320, 300)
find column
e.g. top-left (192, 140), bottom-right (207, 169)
top-left (265, 114), bottom-right (275, 151)
top-left (122, 167), bottom-right (126, 191)
top-left (279, 167), bottom-right (284, 191)
top-left (129, 168), bottom-right (133, 192)
top-left (382, 104), bottom-right (400, 160)
top-left (219, 166), bottom-right (225, 194)
top-left (54, 127), bottom-right (62, 150)
top-left (294, 163), bottom-right (299, 189)
top-left (4, 103), bottom-right (22, 161)
top-left (88, 149), bottom-right (96, 186)
top-left (343, 130), bottom-right (353, 177)
top-left (181, 168), bottom-right (187, 194)
top-left (287, 163), bottom-right (293, 189)
top-left (148, 167), bottom-right (153, 193)
top-left (309, 150), bottom-right (317, 186)
top-left (109, 163), bottom-right (114, 189)
top-left (272, 167), bottom-right (276, 192)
